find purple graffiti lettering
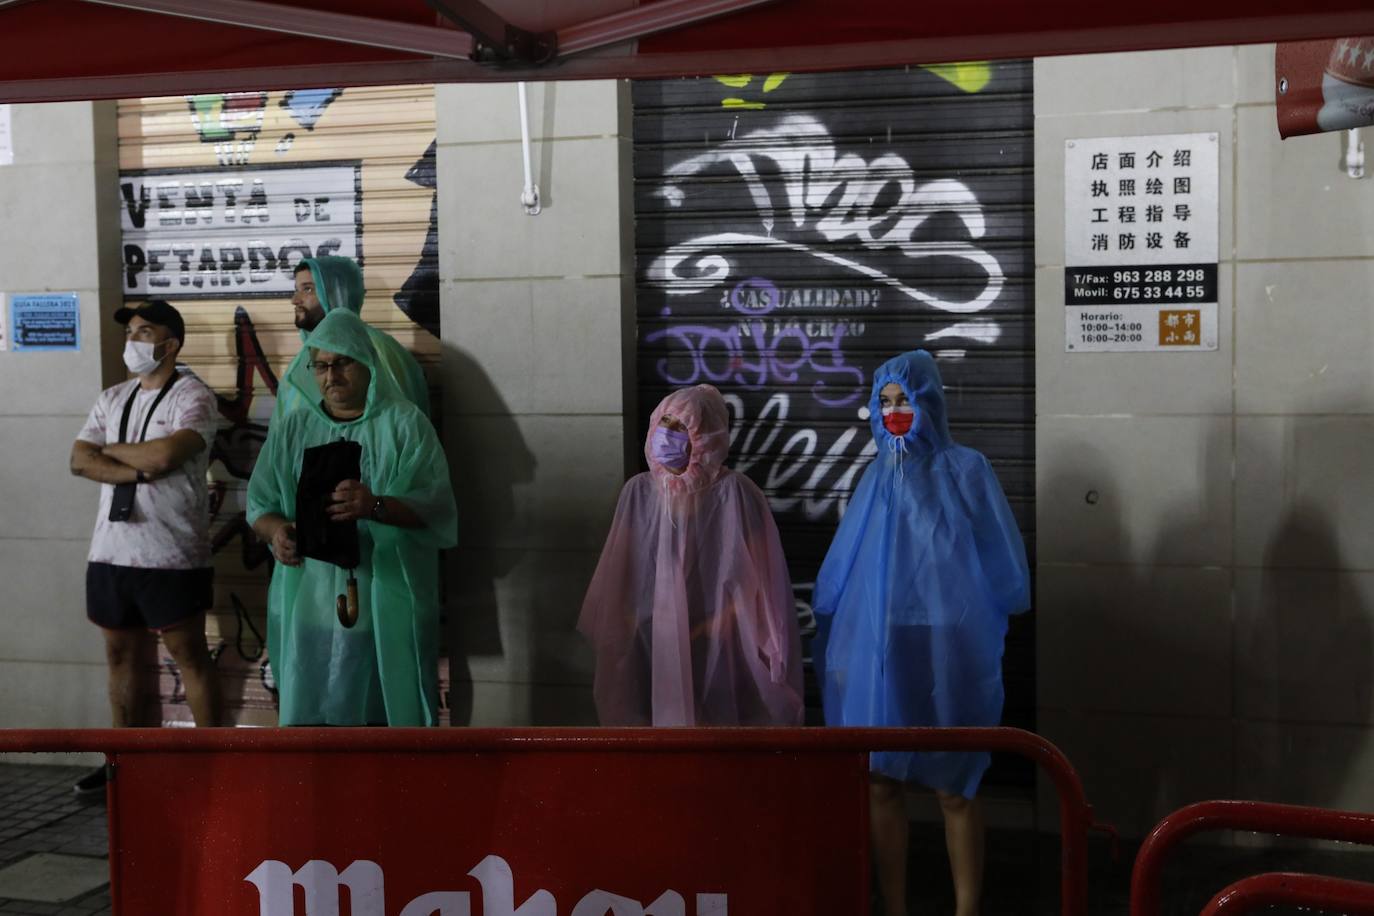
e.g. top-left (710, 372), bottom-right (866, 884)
top-left (647, 312), bottom-right (866, 407)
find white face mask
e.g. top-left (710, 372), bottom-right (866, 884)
top-left (122, 339), bottom-right (165, 375)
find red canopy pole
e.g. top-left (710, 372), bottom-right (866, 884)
top-left (557, 0), bottom-right (782, 57)
top-left (81, 0), bottom-right (476, 58)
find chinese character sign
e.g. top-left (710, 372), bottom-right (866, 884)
top-left (1063, 132), bottom-right (1219, 352)
top-left (1158, 309), bottom-right (1203, 346)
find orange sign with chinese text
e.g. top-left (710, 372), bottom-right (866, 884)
top-left (1158, 310), bottom-right (1202, 346)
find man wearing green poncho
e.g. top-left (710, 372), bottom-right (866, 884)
top-left (277, 255), bottom-right (430, 418)
top-left (247, 309), bottom-right (456, 726)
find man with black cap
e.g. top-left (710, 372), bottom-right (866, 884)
top-left (69, 299), bottom-right (224, 794)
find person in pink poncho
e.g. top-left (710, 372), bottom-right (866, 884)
top-left (578, 384), bottom-right (804, 726)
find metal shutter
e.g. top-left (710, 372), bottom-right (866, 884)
top-left (632, 64), bottom-right (1035, 784)
top-left (116, 85), bottom-right (440, 726)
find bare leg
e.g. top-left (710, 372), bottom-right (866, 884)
top-left (870, 774), bottom-right (908, 916)
top-left (101, 628), bottom-right (152, 728)
top-left (160, 614), bottom-right (224, 727)
top-left (936, 790), bottom-right (985, 916)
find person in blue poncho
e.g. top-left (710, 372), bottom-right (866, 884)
top-left (276, 255), bottom-right (430, 420)
top-left (813, 350), bottom-right (1030, 916)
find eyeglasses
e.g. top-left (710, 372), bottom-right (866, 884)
top-left (309, 356), bottom-right (358, 376)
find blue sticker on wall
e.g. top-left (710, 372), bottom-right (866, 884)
top-left (10, 293), bottom-right (79, 351)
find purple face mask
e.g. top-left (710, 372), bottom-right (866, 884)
top-left (651, 426), bottom-right (692, 471)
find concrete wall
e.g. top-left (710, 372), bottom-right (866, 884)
top-left (1035, 45), bottom-right (1374, 837)
top-left (434, 80), bottom-right (633, 725)
top-left (0, 101), bottom-right (123, 733)
top-left (0, 83), bottom-right (634, 735)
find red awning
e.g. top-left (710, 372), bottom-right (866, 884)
top-left (1276, 37), bottom-right (1374, 137)
top-left (3, 0), bottom-right (1374, 101)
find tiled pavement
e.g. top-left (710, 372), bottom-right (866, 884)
top-left (0, 765), bottom-right (109, 915)
top-left (0, 762), bottom-right (1369, 915)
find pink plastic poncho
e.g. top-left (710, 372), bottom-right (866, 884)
top-left (578, 385), bottom-right (804, 726)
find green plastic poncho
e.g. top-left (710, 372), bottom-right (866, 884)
top-left (247, 309), bottom-right (457, 726)
top-left (273, 256), bottom-right (431, 419)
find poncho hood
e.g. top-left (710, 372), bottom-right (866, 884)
top-left (813, 348), bottom-right (1029, 797)
top-left (645, 384), bottom-right (731, 493)
top-left (307, 255), bottom-right (364, 311)
top-left (580, 383), bottom-right (803, 727)
top-left (297, 255), bottom-right (365, 342)
top-left (284, 309), bottom-right (400, 425)
top-left (277, 258), bottom-right (431, 420)
top-left (867, 349), bottom-right (952, 452)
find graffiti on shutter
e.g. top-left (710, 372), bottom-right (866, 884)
top-left (633, 65), bottom-right (1035, 780)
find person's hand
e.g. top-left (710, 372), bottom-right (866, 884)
top-left (271, 522), bottom-right (301, 567)
top-left (327, 479), bottom-right (374, 522)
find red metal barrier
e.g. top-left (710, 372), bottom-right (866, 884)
top-left (1131, 800), bottom-right (1374, 916)
top-left (1200, 872), bottom-right (1374, 916)
top-left (0, 726), bottom-right (1094, 916)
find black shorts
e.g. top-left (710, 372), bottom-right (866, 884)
top-left (86, 562), bottom-right (213, 632)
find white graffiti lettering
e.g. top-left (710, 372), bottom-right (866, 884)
top-left (648, 114), bottom-right (1003, 315)
top-left (725, 392), bottom-right (876, 522)
top-left (924, 320), bottom-right (1003, 346)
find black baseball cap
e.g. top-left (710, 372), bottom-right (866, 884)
top-left (114, 299), bottom-right (185, 343)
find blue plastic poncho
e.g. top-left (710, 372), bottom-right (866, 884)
top-left (247, 310), bottom-right (457, 726)
top-left (273, 256), bottom-right (431, 419)
top-left (813, 350), bottom-right (1030, 797)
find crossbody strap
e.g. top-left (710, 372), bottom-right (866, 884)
top-left (116, 372), bottom-right (180, 445)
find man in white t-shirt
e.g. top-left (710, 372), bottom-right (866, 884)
top-left (69, 299), bottom-right (224, 795)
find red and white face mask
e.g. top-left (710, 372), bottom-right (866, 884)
top-left (881, 405), bottom-right (915, 436)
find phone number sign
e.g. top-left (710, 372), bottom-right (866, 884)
top-left (1064, 132), bottom-right (1219, 352)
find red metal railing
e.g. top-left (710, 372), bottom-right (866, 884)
top-left (1131, 799), bottom-right (1374, 916)
top-left (0, 725), bottom-right (1096, 916)
top-left (1200, 872), bottom-right (1374, 916)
